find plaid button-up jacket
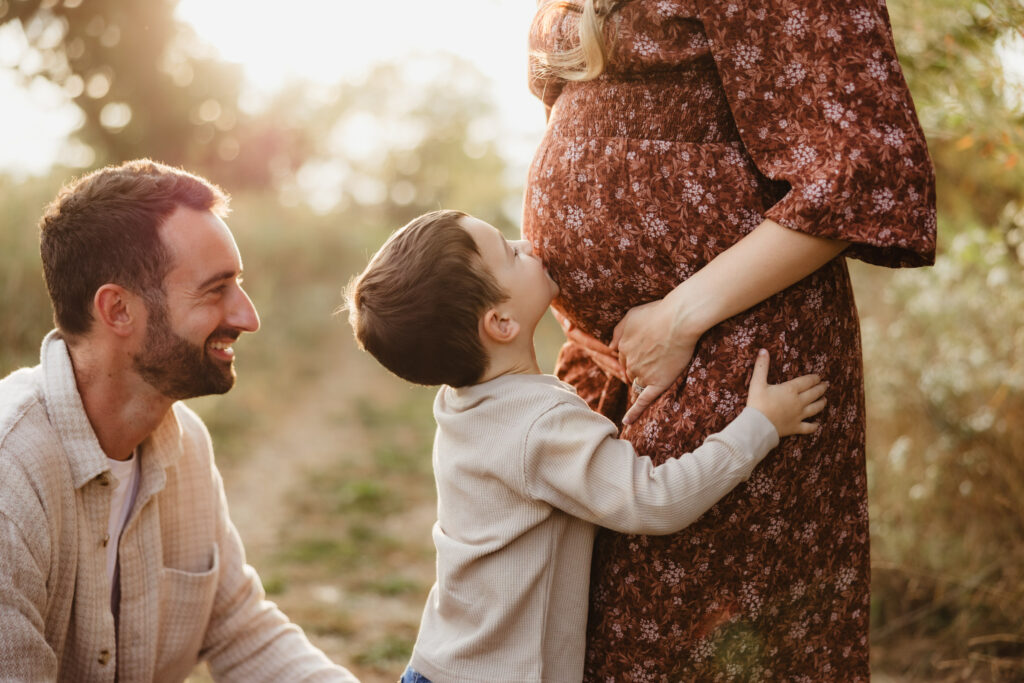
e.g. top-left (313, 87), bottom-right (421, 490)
top-left (0, 332), bottom-right (358, 682)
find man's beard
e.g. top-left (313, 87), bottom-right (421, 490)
top-left (133, 298), bottom-right (238, 400)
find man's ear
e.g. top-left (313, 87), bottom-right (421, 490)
top-left (93, 284), bottom-right (139, 337)
top-left (480, 307), bottom-right (521, 345)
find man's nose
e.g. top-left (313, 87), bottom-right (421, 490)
top-left (228, 287), bottom-right (260, 333)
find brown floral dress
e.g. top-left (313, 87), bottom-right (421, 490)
top-left (523, 0), bottom-right (936, 679)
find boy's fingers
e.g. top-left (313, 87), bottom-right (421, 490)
top-left (609, 321), bottom-right (624, 351)
top-left (797, 421), bottom-right (820, 435)
top-left (788, 373), bottom-right (822, 392)
top-left (552, 308), bottom-right (572, 333)
top-left (802, 398), bottom-right (826, 418)
top-left (622, 385), bottom-right (663, 425)
top-left (801, 382), bottom-right (829, 401)
top-left (592, 353), bottom-right (629, 384)
top-left (567, 327), bottom-right (615, 356)
top-left (750, 349), bottom-right (770, 387)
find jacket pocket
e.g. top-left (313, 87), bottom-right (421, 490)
top-left (154, 543), bottom-right (219, 683)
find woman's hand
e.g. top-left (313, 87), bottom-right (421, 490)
top-left (609, 221), bottom-right (847, 426)
top-left (553, 310), bottom-right (628, 383)
top-left (610, 296), bottom-right (701, 425)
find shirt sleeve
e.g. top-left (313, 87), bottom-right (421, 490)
top-left (694, 0), bottom-right (936, 268)
top-left (198, 456), bottom-right (360, 681)
top-left (0, 508), bottom-right (58, 682)
top-left (523, 404), bottom-right (779, 535)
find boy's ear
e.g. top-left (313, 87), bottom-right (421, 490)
top-left (93, 284), bottom-right (140, 338)
top-left (480, 307), bottom-right (521, 345)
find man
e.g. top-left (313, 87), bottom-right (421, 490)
top-left (0, 160), bottom-right (358, 682)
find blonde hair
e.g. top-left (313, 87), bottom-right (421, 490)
top-left (532, 0), bottom-right (618, 82)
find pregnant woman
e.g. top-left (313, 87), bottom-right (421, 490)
top-left (523, 0), bottom-right (936, 679)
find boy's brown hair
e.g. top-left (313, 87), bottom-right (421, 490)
top-left (345, 210), bottom-right (508, 387)
top-left (39, 159), bottom-right (229, 340)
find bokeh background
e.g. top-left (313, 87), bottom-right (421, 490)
top-left (1, 0), bottom-right (1022, 680)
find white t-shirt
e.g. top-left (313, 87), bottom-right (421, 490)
top-left (105, 452), bottom-right (141, 597)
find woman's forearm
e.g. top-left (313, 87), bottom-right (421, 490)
top-left (666, 219), bottom-right (849, 337)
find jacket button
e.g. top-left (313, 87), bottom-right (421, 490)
top-left (101, 533), bottom-right (110, 548)
top-left (98, 649), bottom-right (111, 665)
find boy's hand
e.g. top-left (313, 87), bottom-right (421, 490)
top-left (747, 349), bottom-right (828, 437)
top-left (553, 309), bottom-right (628, 383)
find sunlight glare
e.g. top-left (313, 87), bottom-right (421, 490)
top-left (175, 0), bottom-right (535, 94)
top-left (997, 32), bottom-right (1024, 113)
top-left (175, 0), bottom-right (546, 169)
top-left (0, 69), bottom-right (87, 175)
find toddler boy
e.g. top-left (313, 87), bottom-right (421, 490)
top-left (344, 210), bottom-right (827, 683)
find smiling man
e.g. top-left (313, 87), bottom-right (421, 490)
top-left (0, 160), bottom-right (358, 682)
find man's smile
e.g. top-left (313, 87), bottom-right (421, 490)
top-left (207, 333), bottom-right (240, 362)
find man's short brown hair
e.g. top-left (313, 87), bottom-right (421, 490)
top-left (39, 159), bottom-right (229, 339)
top-left (345, 210), bottom-right (508, 387)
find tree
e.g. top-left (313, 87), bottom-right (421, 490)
top-left (890, 0), bottom-right (1024, 233)
top-left (0, 0), bottom-right (321, 188)
top-left (2, 1), bottom-right (229, 162)
top-left (281, 56), bottom-right (520, 234)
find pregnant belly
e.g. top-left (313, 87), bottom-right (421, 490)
top-left (523, 129), bottom-right (782, 341)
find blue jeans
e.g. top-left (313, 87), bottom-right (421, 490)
top-left (399, 665), bottom-right (433, 683)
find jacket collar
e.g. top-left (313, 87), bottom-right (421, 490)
top-left (40, 330), bottom-right (184, 490)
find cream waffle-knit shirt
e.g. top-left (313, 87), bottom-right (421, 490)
top-left (409, 373), bottom-right (778, 682)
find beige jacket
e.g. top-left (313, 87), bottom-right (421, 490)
top-left (0, 332), bottom-right (358, 682)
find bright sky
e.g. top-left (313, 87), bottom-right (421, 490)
top-left (0, 0), bottom-right (547, 178)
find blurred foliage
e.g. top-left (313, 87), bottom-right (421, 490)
top-left (0, 0), bottom-right (275, 184)
top-left (890, 0), bottom-right (1024, 230)
top-left (0, 0), bottom-right (518, 207)
top-left (861, 227), bottom-right (1024, 678)
top-left (0, 171), bottom-right (62, 370)
top-left (279, 59), bottom-right (517, 233)
top-left (864, 0), bottom-right (1024, 680)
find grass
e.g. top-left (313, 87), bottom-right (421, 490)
top-left (354, 635), bottom-right (415, 668)
top-left (362, 575), bottom-right (423, 597)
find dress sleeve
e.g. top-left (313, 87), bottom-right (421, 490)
top-left (694, 0), bottom-right (936, 268)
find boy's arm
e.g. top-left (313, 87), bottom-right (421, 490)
top-left (525, 403), bottom-right (778, 535)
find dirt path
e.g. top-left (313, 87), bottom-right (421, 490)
top-left (219, 355), bottom-right (368, 559)
top-left (196, 349), bottom-right (436, 682)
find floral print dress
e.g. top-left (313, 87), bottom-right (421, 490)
top-left (523, 0), bottom-right (936, 679)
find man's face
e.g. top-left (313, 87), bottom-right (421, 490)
top-left (132, 207), bottom-right (260, 400)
